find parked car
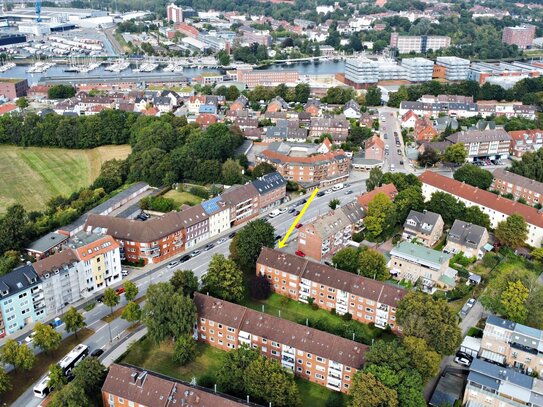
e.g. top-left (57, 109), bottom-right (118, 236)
top-left (295, 223), bottom-right (303, 229)
top-left (91, 348), bottom-right (104, 358)
top-left (454, 352), bottom-right (473, 367)
top-left (167, 260), bottom-right (179, 269)
top-left (179, 254), bottom-right (191, 263)
top-left (275, 235), bottom-right (282, 241)
top-left (216, 237), bottom-right (227, 245)
top-left (204, 243), bottom-right (214, 251)
top-left (96, 295), bottom-right (104, 303)
top-left (25, 331), bottom-right (37, 344)
top-left (332, 183), bottom-right (344, 191)
top-left (228, 232), bottom-right (236, 239)
top-left (344, 190), bottom-right (353, 195)
top-left (317, 191), bottom-right (325, 197)
top-left (121, 269), bottom-right (129, 277)
top-left (278, 208), bottom-right (287, 214)
top-left (467, 298), bottom-right (476, 307)
top-left (288, 208), bottom-right (296, 214)
top-left (293, 210), bottom-right (300, 216)
top-left (115, 287), bottom-right (125, 295)
top-left (268, 209), bottom-right (281, 218)
top-left (399, 160), bottom-right (404, 165)
top-left (190, 250), bottom-right (201, 257)
top-left (295, 250), bottom-right (306, 257)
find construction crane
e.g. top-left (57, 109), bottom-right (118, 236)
top-left (36, 0), bottom-right (41, 23)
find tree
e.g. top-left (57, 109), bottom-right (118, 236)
top-left (33, 322), bottom-right (62, 354)
top-left (358, 248), bottom-right (388, 280)
top-left (0, 204), bottom-right (31, 253)
top-left (47, 84), bottom-right (76, 99)
top-left (124, 280), bottom-right (138, 302)
top-left (252, 162), bottom-right (276, 178)
top-left (417, 149), bottom-right (440, 167)
top-left (0, 340), bottom-right (35, 371)
top-left (15, 97), bottom-right (29, 110)
top-left (62, 307), bottom-right (86, 339)
top-left (217, 344), bottom-right (261, 395)
top-left (0, 367), bottom-right (11, 395)
top-left (364, 193), bottom-right (396, 241)
top-left (349, 371), bottom-right (398, 407)
top-left (329, 198), bottom-right (340, 210)
top-left (394, 186), bottom-right (424, 225)
top-left (202, 254), bottom-right (245, 302)
top-left (72, 357), bottom-right (107, 397)
top-left (501, 280), bottom-right (529, 323)
top-left (121, 301), bottom-right (141, 324)
top-left (170, 269), bottom-right (199, 297)
top-left (142, 282), bottom-right (197, 343)
top-left (294, 83), bottom-right (310, 103)
top-left (48, 383), bottom-right (90, 407)
top-left (365, 86), bottom-right (382, 106)
top-left (366, 167), bottom-right (383, 191)
top-left (495, 214), bottom-right (528, 249)
top-left (217, 49), bottom-right (231, 66)
top-left (222, 158), bottom-right (244, 185)
top-left (102, 288), bottom-right (120, 316)
top-left (244, 356), bottom-right (302, 407)
top-left (249, 275), bottom-right (271, 300)
top-left (229, 219), bottom-right (275, 273)
top-left (173, 334), bottom-right (197, 365)
top-left (48, 363), bottom-right (67, 390)
top-left (526, 285), bottom-right (543, 329)
top-left (402, 336), bottom-right (441, 383)
top-left (396, 292), bottom-right (461, 355)
top-left (332, 247), bottom-right (360, 274)
top-left (443, 143), bottom-right (467, 164)
top-left (453, 164), bottom-right (493, 190)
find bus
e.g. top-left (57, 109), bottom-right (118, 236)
top-left (33, 344), bottom-right (89, 399)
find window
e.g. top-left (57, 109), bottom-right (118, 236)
top-left (316, 356), bottom-right (324, 363)
top-left (316, 373), bottom-right (324, 379)
top-left (307, 353), bottom-right (312, 359)
top-left (118, 397), bottom-right (124, 404)
top-left (306, 370), bottom-right (311, 376)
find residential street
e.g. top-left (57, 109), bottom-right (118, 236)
top-left (13, 179), bottom-right (368, 406)
top-left (377, 107), bottom-right (407, 173)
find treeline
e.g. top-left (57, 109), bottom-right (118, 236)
top-left (0, 110), bottom-right (136, 149)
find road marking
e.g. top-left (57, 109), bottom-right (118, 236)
top-left (278, 188), bottom-right (319, 248)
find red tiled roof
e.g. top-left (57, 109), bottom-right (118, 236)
top-left (0, 104), bottom-right (17, 115)
top-left (365, 135), bottom-right (384, 150)
top-left (419, 171), bottom-right (543, 228)
top-left (195, 113), bottom-right (218, 126)
top-left (357, 184), bottom-right (398, 210)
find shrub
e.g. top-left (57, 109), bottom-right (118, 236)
top-left (466, 327), bottom-right (483, 338)
top-left (279, 296), bottom-right (290, 306)
top-left (482, 252), bottom-right (500, 269)
top-left (341, 312), bottom-right (352, 321)
top-left (352, 232), bottom-right (364, 243)
top-left (197, 373), bottom-right (216, 388)
top-left (189, 186), bottom-right (210, 199)
top-left (325, 392), bottom-right (345, 407)
top-left (248, 276), bottom-right (271, 300)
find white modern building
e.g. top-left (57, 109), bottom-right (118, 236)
top-left (401, 58), bottom-right (434, 82)
top-left (436, 56), bottom-right (470, 81)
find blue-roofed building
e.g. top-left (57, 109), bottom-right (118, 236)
top-left (0, 265), bottom-right (45, 337)
top-left (464, 358), bottom-right (543, 407)
top-left (252, 172), bottom-right (287, 212)
top-left (201, 195), bottom-right (230, 237)
top-left (480, 315), bottom-right (543, 376)
top-left (199, 104), bottom-right (218, 114)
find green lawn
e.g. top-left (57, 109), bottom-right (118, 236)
top-left (118, 336), bottom-right (223, 383)
top-left (0, 145), bottom-right (131, 214)
top-left (119, 336), bottom-right (343, 407)
top-left (242, 293), bottom-right (394, 345)
top-left (163, 189), bottom-right (204, 207)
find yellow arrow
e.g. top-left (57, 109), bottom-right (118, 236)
top-left (278, 188), bottom-right (319, 248)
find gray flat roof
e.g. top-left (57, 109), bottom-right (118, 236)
top-left (26, 232), bottom-right (68, 253)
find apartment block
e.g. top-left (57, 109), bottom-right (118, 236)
top-left (390, 33), bottom-right (450, 53)
top-left (252, 172), bottom-right (288, 212)
top-left (435, 56), bottom-right (470, 81)
top-left (446, 129), bottom-right (512, 161)
top-left (508, 129), bottom-right (543, 158)
top-left (236, 68), bottom-right (299, 88)
top-left (257, 247), bottom-right (406, 329)
top-left (220, 183), bottom-right (260, 226)
top-left (444, 220), bottom-right (489, 259)
top-left (401, 58), bottom-right (435, 82)
top-left (0, 265), bottom-right (45, 337)
top-left (388, 241), bottom-right (456, 293)
top-left (102, 364), bottom-right (252, 407)
top-left (420, 171), bottom-right (543, 247)
top-left (402, 209), bottom-right (444, 247)
top-left (201, 196), bottom-right (230, 238)
top-left (297, 202), bottom-right (363, 261)
top-left (502, 25), bottom-right (536, 49)
top-left (464, 358), bottom-right (543, 407)
top-left (238, 26), bottom-right (272, 47)
top-left (166, 3), bottom-right (183, 23)
top-left (480, 315), bottom-right (543, 375)
top-left (194, 293), bottom-right (367, 393)
top-left (256, 142), bottom-right (350, 187)
top-left (344, 57), bottom-right (379, 85)
top-left (492, 168), bottom-right (543, 206)
top-left (0, 78), bottom-right (28, 100)
top-left (309, 116), bottom-right (350, 143)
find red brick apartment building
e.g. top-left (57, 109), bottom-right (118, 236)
top-left (508, 129), bottom-right (543, 158)
top-left (364, 135), bottom-right (385, 161)
top-left (102, 363), bottom-right (253, 407)
top-left (220, 183), bottom-right (260, 226)
top-left (84, 204), bottom-right (209, 264)
top-left (236, 69), bottom-right (299, 88)
top-left (256, 147), bottom-right (351, 187)
top-left (297, 201), bottom-right (364, 261)
top-left (492, 168), bottom-right (543, 206)
top-left (0, 78), bottom-right (28, 99)
top-left (194, 293), bottom-right (367, 393)
top-left (502, 25), bottom-right (536, 49)
top-left (257, 247), bottom-right (406, 330)
top-left (309, 116), bottom-right (350, 143)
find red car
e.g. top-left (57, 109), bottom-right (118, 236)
top-left (295, 223), bottom-right (303, 229)
top-left (115, 287), bottom-right (125, 295)
top-left (295, 250), bottom-right (306, 257)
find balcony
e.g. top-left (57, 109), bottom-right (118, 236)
top-left (329, 361), bottom-right (342, 372)
top-left (326, 378), bottom-right (341, 391)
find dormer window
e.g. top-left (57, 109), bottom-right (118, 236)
top-left (1, 290), bottom-right (8, 296)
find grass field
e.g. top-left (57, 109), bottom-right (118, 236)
top-left (0, 145), bottom-right (131, 214)
top-left (163, 190), bottom-right (204, 207)
top-left (118, 336), bottom-right (340, 407)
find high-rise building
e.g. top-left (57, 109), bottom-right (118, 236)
top-left (390, 33), bottom-right (450, 54)
top-left (502, 25), bottom-right (536, 49)
top-left (166, 3), bottom-right (183, 23)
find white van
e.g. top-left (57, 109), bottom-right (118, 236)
top-left (332, 183), bottom-right (344, 191)
top-left (268, 209), bottom-right (281, 218)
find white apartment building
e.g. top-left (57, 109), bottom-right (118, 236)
top-left (201, 195), bottom-right (231, 237)
top-left (345, 57), bottom-right (379, 84)
top-left (401, 58), bottom-right (434, 82)
top-left (436, 56), bottom-right (470, 81)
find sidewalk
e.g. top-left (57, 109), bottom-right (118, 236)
top-left (102, 326), bottom-right (147, 367)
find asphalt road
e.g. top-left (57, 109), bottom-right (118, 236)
top-left (16, 180), bottom-right (368, 406)
top-left (377, 108), bottom-right (407, 173)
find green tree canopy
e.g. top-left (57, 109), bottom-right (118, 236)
top-left (229, 219), bottom-right (275, 273)
top-left (332, 247), bottom-right (360, 274)
top-left (202, 254), bottom-right (245, 302)
top-left (62, 307), bottom-right (86, 339)
top-left (121, 301), bottom-right (141, 324)
top-left (364, 193), bottom-right (396, 241)
top-left (443, 143), bottom-right (467, 164)
top-left (453, 164), bottom-right (493, 190)
top-left (500, 280), bottom-right (529, 323)
top-left (32, 322), bottom-right (62, 354)
top-left (495, 214), bottom-right (528, 249)
top-left (124, 280), bottom-right (139, 302)
top-left (349, 371), bottom-right (398, 407)
top-left (170, 269), bottom-right (199, 297)
top-left (173, 334), bottom-right (197, 365)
